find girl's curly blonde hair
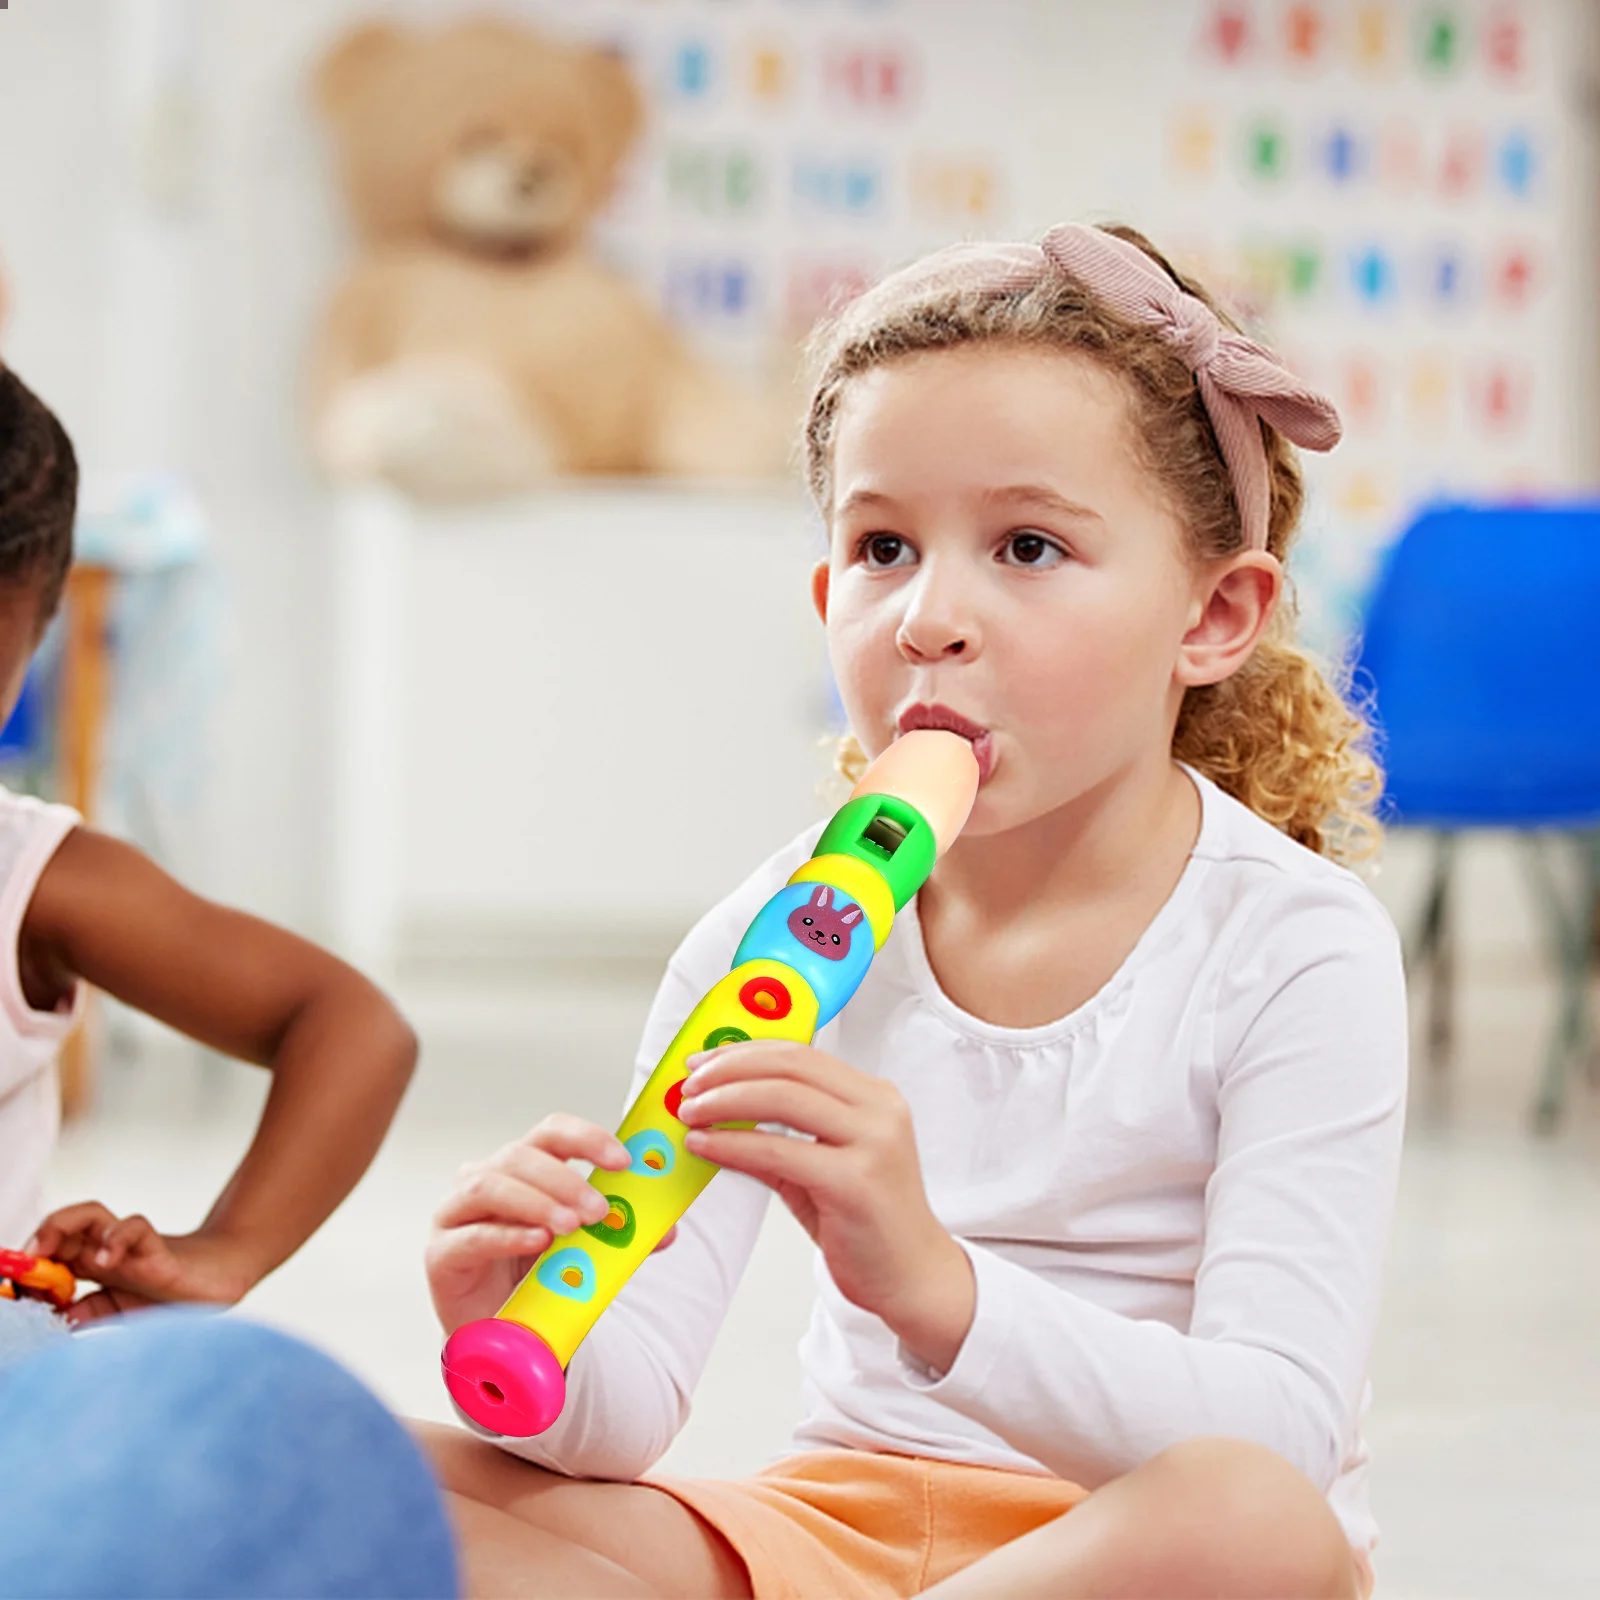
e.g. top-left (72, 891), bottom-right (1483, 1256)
top-left (803, 224), bottom-right (1382, 864)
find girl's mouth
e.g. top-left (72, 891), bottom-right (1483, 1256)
top-left (895, 703), bottom-right (996, 784)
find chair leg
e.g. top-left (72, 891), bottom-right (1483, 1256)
top-left (1408, 832), bottom-right (1457, 1074)
top-left (1587, 833), bottom-right (1600, 1087)
top-left (1520, 833), bottom-right (1595, 1134)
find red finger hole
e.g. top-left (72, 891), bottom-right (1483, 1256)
top-left (738, 976), bottom-right (792, 1020)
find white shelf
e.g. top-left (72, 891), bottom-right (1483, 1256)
top-left (329, 483), bottom-right (835, 978)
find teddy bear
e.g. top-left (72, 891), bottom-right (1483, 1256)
top-left (309, 18), bottom-right (782, 499)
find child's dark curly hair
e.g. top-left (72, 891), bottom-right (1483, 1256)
top-left (0, 365), bottom-right (77, 623)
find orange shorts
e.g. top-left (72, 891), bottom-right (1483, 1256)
top-left (646, 1448), bottom-right (1089, 1600)
top-left (648, 1448), bottom-right (1377, 1599)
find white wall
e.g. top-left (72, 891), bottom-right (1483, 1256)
top-left (4, 0), bottom-right (416, 932)
top-left (182, 0), bottom-right (382, 929)
top-left (0, 2), bottom-right (114, 463)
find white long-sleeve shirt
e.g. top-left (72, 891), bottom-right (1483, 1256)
top-left (486, 769), bottom-right (1408, 1552)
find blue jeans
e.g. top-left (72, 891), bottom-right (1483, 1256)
top-left (0, 1311), bottom-right (459, 1598)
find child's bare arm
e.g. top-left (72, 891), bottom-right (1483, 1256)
top-left (22, 827), bottom-right (417, 1319)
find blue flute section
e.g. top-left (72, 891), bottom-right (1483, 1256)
top-left (732, 881), bottom-right (875, 1028)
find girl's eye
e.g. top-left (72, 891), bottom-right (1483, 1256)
top-left (999, 529), bottom-right (1067, 569)
top-left (859, 533), bottom-right (916, 569)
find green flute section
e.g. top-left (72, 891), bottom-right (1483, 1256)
top-left (813, 793), bottom-right (937, 909)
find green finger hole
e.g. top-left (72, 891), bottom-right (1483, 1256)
top-left (581, 1194), bottom-right (637, 1249)
top-left (702, 1025), bottom-right (752, 1050)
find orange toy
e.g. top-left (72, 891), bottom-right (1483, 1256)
top-left (0, 1248), bottom-right (76, 1311)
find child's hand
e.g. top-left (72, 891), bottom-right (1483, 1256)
top-left (428, 1114), bottom-right (661, 1337)
top-left (678, 1041), bottom-right (976, 1375)
top-left (29, 1202), bottom-right (263, 1327)
top-left (21, 827), bottom-right (418, 1335)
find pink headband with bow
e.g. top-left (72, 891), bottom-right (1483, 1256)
top-left (854, 224), bottom-right (1342, 551)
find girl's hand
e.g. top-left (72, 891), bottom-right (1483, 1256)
top-left (427, 1114), bottom-right (668, 1337)
top-left (678, 1041), bottom-right (976, 1375)
top-left (29, 1202), bottom-right (264, 1327)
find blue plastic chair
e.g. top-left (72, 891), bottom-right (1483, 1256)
top-left (0, 668), bottom-right (41, 761)
top-left (1353, 503), bottom-right (1600, 1129)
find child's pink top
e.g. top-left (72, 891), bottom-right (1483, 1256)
top-left (0, 786), bottom-right (81, 1248)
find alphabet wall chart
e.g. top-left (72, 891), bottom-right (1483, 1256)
top-left (1147, 0), bottom-right (1566, 643)
top-left (538, 0), bottom-right (1030, 372)
top-left (508, 0), bottom-right (1569, 647)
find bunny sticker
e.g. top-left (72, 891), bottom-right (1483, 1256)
top-left (787, 885), bottom-right (863, 963)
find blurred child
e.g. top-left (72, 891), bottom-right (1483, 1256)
top-left (0, 364), bottom-right (417, 1322)
top-left (421, 225), bottom-right (1404, 1599)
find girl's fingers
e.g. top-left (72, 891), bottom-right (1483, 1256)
top-left (678, 1078), bottom-right (858, 1146)
top-left (652, 1224), bottom-right (678, 1253)
top-left (683, 1042), bottom-right (868, 1106)
top-left (64, 1285), bottom-right (153, 1327)
top-left (434, 1167), bottom-right (593, 1237)
top-left (433, 1115), bottom-right (629, 1240)
top-left (494, 1145), bottom-right (611, 1222)
top-left (431, 1223), bottom-right (550, 1269)
top-left (99, 1214), bottom-right (158, 1268)
top-left (523, 1114), bottom-right (631, 1171)
top-left (684, 1126), bottom-right (838, 1196)
top-left (91, 1239), bottom-right (126, 1273)
top-left (29, 1201), bottom-right (118, 1259)
top-left (65, 1289), bottom-right (125, 1327)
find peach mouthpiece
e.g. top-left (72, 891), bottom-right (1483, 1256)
top-left (850, 729), bottom-right (980, 856)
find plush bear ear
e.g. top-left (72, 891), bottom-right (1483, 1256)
top-left (314, 21), bottom-right (404, 119)
top-left (583, 45), bottom-right (644, 175)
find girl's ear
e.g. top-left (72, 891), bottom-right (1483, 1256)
top-left (811, 559), bottom-right (830, 624)
top-left (1176, 551), bottom-right (1282, 689)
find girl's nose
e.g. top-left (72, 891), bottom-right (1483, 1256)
top-left (896, 573), bottom-right (978, 664)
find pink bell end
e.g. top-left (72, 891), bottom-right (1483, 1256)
top-left (441, 1318), bottom-right (567, 1437)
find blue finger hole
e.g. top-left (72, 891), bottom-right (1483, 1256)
top-left (536, 1246), bottom-right (596, 1302)
top-left (624, 1129), bottom-right (676, 1177)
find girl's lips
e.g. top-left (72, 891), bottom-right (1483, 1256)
top-left (895, 705), bottom-right (997, 784)
top-left (966, 730), bottom-right (996, 785)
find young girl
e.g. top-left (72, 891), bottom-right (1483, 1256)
top-left (420, 224), bottom-right (1405, 1600)
top-left (0, 364), bottom-right (418, 1321)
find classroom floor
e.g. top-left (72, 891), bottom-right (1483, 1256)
top-left (48, 862), bottom-right (1600, 1600)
